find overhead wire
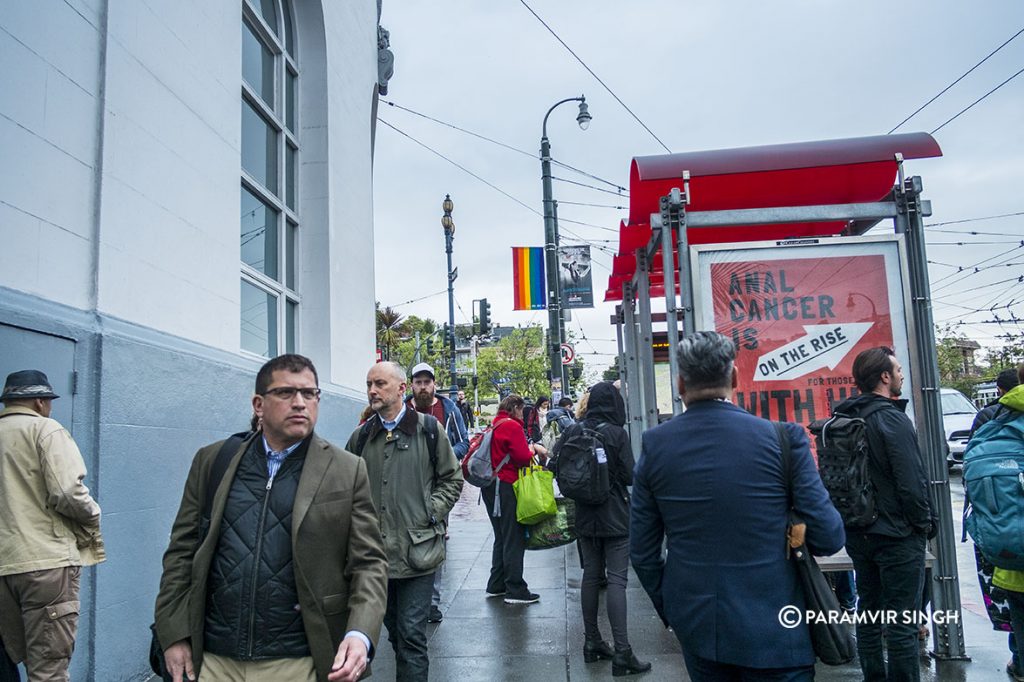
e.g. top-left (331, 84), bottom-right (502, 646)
top-left (930, 244), bottom-right (1024, 288)
top-left (925, 211), bottom-right (1024, 228)
top-left (888, 27), bottom-right (1024, 133)
top-left (517, 0), bottom-right (672, 153)
top-left (380, 118), bottom-right (541, 216)
top-left (380, 98), bottom-right (627, 191)
top-left (931, 65), bottom-right (1024, 135)
top-left (554, 176), bottom-right (629, 197)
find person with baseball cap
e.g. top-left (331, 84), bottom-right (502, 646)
top-left (0, 370), bottom-right (105, 681)
top-left (405, 362), bottom-right (468, 623)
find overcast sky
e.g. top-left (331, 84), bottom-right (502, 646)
top-left (371, 0), bottom-right (1024, 376)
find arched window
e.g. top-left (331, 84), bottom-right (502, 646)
top-left (240, 0), bottom-right (299, 357)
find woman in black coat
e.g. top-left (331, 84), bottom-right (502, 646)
top-left (556, 382), bottom-right (651, 676)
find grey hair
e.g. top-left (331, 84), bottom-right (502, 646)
top-left (676, 331), bottom-right (736, 390)
top-left (378, 361), bottom-right (407, 384)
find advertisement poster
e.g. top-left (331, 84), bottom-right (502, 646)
top-left (558, 245), bottom-right (594, 309)
top-left (693, 237), bottom-right (913, 433)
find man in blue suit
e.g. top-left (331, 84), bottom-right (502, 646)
top-left (630, 331), bottom-right (845, 680)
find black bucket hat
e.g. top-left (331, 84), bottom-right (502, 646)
top-left (1, 370), bottom-right (60, 401)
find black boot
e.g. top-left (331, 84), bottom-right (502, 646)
top-left (612, 647), bottom-right (651, 676)
top-left (583, 639), bottom-right (614, 663)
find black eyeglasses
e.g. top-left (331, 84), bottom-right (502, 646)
top-left (263, 387), bottom-right (322, 401)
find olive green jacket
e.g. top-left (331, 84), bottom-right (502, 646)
top-left (346, 409), bottom-right (463, 578)
top-left (154, 433), bottom-right (388, 681)
top-left (0, 406), bottom-right (104, 576)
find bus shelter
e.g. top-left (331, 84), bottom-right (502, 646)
top-left (606, 132), bottom-right (968, 658)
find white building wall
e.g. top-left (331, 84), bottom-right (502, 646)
top-left (0, 0), bottom-right (104, 311)
top-left (2, 0), bottom-right (379, 392)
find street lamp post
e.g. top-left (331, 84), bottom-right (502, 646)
top-left (441, 194), bottom-right (458, 401)
top-left (540, 95), bottom-right (591, 397)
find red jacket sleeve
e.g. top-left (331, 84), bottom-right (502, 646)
top-left (492, 418), bottom-right (534, 483)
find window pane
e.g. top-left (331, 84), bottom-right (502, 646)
top-left (242, 21), bottom-right (274, 106)
top-left (240, 186), bottom-right (279, 280)
top-left (286, 220), bottom-right (296, 289)
top-left (286, 71), bottom-right (296, 132)
top-left (242, 100), bottom-right (278, 194)
top-left (286, 299), bottom-right (297, 353)
top-left (286, 145), bottom-right (296, 211)
top-left (282, 0), bottom-right (295, 55)
top-left (256, 0), bottom-right (279, 37)
top-left (241, 280), bottom-right (279, 357)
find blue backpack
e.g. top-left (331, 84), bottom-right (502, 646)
top-left (963, 407), bottom-right (1024, 569)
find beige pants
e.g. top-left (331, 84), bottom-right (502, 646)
top-left (201, 652), bottom-right (317, 682)
top-left (0, 566), bottom-right (80, 682)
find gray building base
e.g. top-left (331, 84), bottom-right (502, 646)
top-left (0, 285), bottom-right (366, 681)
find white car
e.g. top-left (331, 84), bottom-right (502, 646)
top-left (941, 387), bottom-right (978, 467)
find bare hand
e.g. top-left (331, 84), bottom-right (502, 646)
top-left (328, 636), bottom-right (369, 682)
top-left (164, 640), bottom-right (195, 682)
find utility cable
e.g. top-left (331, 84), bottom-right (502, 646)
top-left (380, 118), bottom-right (542, 217)
top-left (553, 176), bottom-right (629, 197)
top-left (930, 244), bottom-right (1024, 288)
top-left (931, 65), bottom-right (1024, 135)
top-left (380, 99), bottom-right (626, 190)
top-left (518, 0), bottom-right (672, 153)
top-left (926, 210), bottom-right (1024, 228)
top-left (889, 27), bottom-right (1024, 133)
top-left (557, 200), bottom-right (628, 210)
top-left (390, 289), bottom-right (449, 308)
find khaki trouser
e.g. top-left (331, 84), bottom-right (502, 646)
top-left (201, 652), bottom-right (317, 681)
top-left (0, 566), bottom-right (80, 682)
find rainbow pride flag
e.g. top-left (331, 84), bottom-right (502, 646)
top-left (512, 247), bottom-right (546, 311)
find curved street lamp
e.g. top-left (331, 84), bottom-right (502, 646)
top-left (540, 95), bottom-right (590, 396)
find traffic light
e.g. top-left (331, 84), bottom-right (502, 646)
top-left (479, 298), bottom-right (492, 335)
top-left (426, 338), bottom-right (434, 355)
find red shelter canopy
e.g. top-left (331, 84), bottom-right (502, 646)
top-left (605, 132), bottom-right (942, 301)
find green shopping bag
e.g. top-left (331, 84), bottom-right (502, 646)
top-left (513, 465), bottom-right (557, 525)
top-left (526, 497), bottom-right (576, 550)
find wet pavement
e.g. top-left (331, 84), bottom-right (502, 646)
top-left (370, 471), bottom-right (1013, 680)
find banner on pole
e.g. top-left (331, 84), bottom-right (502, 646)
top-left (692, 236), bottom-right (913, 433)
top-left (512, 247), bottom-right (546, 311)
top-left (559, 245), bottom-right (594, 309)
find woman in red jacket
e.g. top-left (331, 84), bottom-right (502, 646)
top-left (482, 394), bottom-right (541, 604)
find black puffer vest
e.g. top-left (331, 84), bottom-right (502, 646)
top-left (204, 436), bottom-right (310, 659)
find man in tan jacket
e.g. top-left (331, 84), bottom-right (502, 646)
top-left (0, 369), bottom-right (105, 681)
top-left (155, 354), bottom-right (388, 682)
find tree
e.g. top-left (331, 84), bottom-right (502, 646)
top-left (476, 327), bottom-right (548, 400)
top-left (935, 324), bottom-right (983, 397)
top-left (375, 304), bottom-right (405, 361)
top-left (602, 356), bottom-right (621, 382)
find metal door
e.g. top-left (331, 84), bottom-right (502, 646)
top-left (0, 323), bottom-right (76, 429)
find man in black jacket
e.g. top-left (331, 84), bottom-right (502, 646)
top-left (971, 368), bottom-right (1020, 436)
top-left (834, 347), bottom-right (935, 682)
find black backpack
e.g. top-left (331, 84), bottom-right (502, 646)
top-left (554, 423), bottom-right (610, 505)
top-left (809, 403), bottom-right (886, 528)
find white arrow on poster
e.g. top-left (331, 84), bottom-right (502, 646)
top-left (753, 323), bottom-right (873, 382)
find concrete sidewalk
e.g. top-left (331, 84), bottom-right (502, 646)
top-left (370, 474), bottom-right (1012, 680)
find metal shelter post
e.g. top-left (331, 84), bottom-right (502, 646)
top-left (635, 251), bottom-right (659, 428)
top-left (675, 178), bottom-right (697, 338)
top-left (658, 193), bottom-right (683, 416)
top-left (621, 282), bottom-right (644, 455)
top-left (899, 175), bottom-right (967, 659)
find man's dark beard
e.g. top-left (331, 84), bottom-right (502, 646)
top-left (413, 390), bottom-right (434, 410)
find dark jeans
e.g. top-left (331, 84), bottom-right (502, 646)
top-left (682, 650), bottom-right (814, 681)
top-left (846, 532), bottom-right (926, 682)
top-left (831, 570), bottom-right (856, 611)
top-left (579, 535), bottom-right (630, 650)
top-left (383, 573), bottom-right (434, 682)
top-left (482, 480), bottom-right (530, 596)
top-left (1007, 591), bottom-right (1024, 676)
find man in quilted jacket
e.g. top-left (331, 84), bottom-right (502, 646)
top-left (155, 354), bottom-right (388, 682)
